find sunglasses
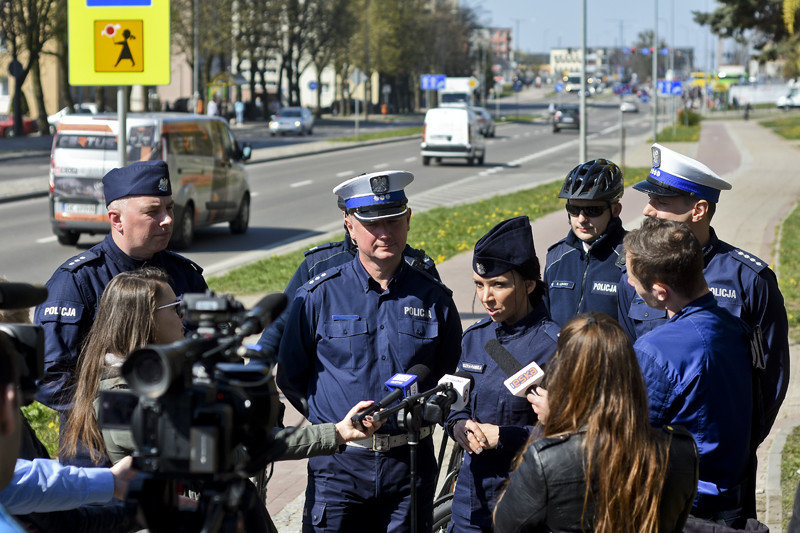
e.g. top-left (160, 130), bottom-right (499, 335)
top-left (156, 299), bottom-right (183, 318)
top-left (565, 203), bottom-right (610, 218)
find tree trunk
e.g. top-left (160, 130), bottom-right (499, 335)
top-left (31, 60), bottom-right (49, 133)
top-left (95, 86), bottom-right (106, 112)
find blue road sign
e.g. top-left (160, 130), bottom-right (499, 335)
top-left (308, 80), bottom-right (319, 91)
top-left (554, 82), bottom-right (564, 93)
top-left (513, 80), bottom-right (522, 92)
top-left (421, 74), bottom-right (446, 91)
top-left (670, 81), bottom-right (683, 95)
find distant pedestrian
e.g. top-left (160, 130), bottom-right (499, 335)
top-left (234, 100), bottom-right (245, 126)
top-left (207, 98), bottom-right (218, 117)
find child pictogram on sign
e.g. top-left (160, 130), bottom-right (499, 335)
top-left (94, 20), bottom-right (143, 73)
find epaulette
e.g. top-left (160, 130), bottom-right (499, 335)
top-left (464, 317), bottom-right (492, 334)
top-left (301, 266), bottom-right (343, 292)
top-left (60, 250), bottom-right (102, 272)
top-left (546, 238), bottom-right (568, 253)
top-left (543, 321), bottom-right (560, 343)
top-left (728, 249), bottom-right (769, 273)
top-left (412, 266), bottom-right (453, 297)
top-left (303, 241), bottom-right (342, 257)
top-left (163, 250), bottom-right (204, 274)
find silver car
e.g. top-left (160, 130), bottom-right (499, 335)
top-left (471, 106), bottom-right (496, 137)
top-left (269, 107), bottom-right (314, 136)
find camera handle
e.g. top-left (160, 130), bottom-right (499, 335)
top-left (400, 401), bottom-right (424, 533)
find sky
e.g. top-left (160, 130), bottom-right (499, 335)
top-left (469, 0), bottom-right (720, 71)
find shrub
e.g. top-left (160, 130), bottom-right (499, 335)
top-left (677, 107), bottom-right (702, 127)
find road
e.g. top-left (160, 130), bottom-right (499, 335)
top-left (0, 92), bottom-right (653, 284)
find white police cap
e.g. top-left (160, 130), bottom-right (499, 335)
top-left (333, 170), bottom-right (413, 221)
top-left (633, 143), bottom-right (731, 203)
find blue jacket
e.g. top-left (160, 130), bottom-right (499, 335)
top-left (543, 216), bottom-right (626, 326)
top-left (618, 228), bottom-right (788, 442)
top-left (0, 459), bottom-right (113, 515)
top-left (445, 303), bottom-right (559, 527)
top-left (634, 293), bottom-right (752, 516)
top-left (276, 255), bottom-right (461, 433)
top-left (34, 234), bottom-right (208, 410)
top-left (257, 234), bottom-right (438, 356)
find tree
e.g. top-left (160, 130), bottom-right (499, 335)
top-left (0, 0), bottom-right (58, 135)
top-left (304, 0), bottom-right (352, 116)
top-left (629, 30), bottom-right (669, 82)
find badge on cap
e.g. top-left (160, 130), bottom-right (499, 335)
top-left (651, 146), bottom-right (661, 168)
top-left (158, 177), bottom-right (170, 192)
top-left (475, 262), bottom-right (486, 275)
top-left (370, 175), bottom-right (390, 194)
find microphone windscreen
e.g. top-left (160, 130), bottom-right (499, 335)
top-left (0, 283), bottom-right (48, 310)
top-left (405, 363), bottom-right (432, 389)
top-left (484, 339), bottom-right (522, 378)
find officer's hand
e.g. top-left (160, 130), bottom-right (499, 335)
top-left (334, 400), bottom-right (384, 445)
top-left (453, 419), bottom-right (487, 455)
top-left (110, 455), bottom-right (137, 500)
top-left (474, 423), bottom-right (500, 449)
top-left (527, 387), bottom-right (549, 423)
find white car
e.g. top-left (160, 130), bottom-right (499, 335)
top-left (620, 97), bottom-right (639, 113)
top-left (268, 107), bottom-right (314, 136)
top-left (47, 103), bottom-right (98, 134)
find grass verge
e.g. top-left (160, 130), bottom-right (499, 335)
top-left (760, 114), bottom-right (800, 141)
top-left (331, 126), bottom-right (422, 142)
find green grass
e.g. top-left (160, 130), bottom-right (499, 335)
top-left (22, 401), bottom-right (60, 458)
top-left (783, 426), bottom-right (800, 530)
top-left (760, 115), bottom-right (800, 141)
top-left (656, 124), bottom-right (700, 143)
top-left (330, 126), bottom-right (422, 142)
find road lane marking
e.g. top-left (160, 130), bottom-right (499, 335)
top-left (373, 163), bottom-right (389, 169)
top-left (37, 236), bottom-right (58, 244)
top-left (404, 157), bottom-right (416, 163)
top-left (290, 180), bottom-right (313, 188)
top-left (336, 171), bottom-right (352, 178)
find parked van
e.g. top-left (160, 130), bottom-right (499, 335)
top-left (420, 107), bottom-right (486, 166)
top-left (49, 113), bottom-right (252, 248)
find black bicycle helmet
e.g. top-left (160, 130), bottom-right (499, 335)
top-left (558, 159), bottom-right (624, 202)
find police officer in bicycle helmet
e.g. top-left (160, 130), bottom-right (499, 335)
top-left (543, 159), bottom-right (627, 326)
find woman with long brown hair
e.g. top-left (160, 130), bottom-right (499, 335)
top-left (59, 267), bottom-right (184, 464)
top-left (493, 312), bottom-right (699, 533)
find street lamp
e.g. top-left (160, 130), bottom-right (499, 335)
top-left (652, 0), bottom-right (658, 143)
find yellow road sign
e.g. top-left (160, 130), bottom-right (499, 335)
top-left (69, 0), bottom-right (169, 85)
top-left (94, 20), bottom-right (144, 72)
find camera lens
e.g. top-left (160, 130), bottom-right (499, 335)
top-left (133, 351), bottom-right (165, 386)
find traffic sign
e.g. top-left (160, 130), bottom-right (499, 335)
top-left (308, 80), bottom-right (319, 91)
top-left (554, 82), bottom-right (564, 93)
top-left (68, 0), bottom-right (170, 85)
top-left (421, 74), bottom-right (446, 91)
top-left (349, 68), bottom-right (367, 87)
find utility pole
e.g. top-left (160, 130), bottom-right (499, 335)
top-left (579, 0), bottom-right (587, 162)
top-left (193, 0), bottom-right (200, 114)
top-left (364, 0), bottom-right (370, 121)
top-left (652, 0), bottom-right (658, 143)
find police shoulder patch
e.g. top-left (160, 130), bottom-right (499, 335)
top-left (464, 317), bottom-right (492, 334)
top-left (728, 249), bottom-right (769, 273)
top-left (60, 250), bottom-right (102, 272)
top-left (412, 267), bottom-right (453, 297)
top-left (163, 250), bottom-right (204, 274)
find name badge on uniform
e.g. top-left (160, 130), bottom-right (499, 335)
top-left (461, 362), bottom-right (485, 373)
top-left (550, 280), bottom-right (574, 290)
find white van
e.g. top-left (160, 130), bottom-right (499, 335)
top-left (420, 107), bottom-right (486, 166)
top-left (49, 113), bottom-right (252, 248)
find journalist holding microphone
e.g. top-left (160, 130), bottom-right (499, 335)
top-left (445, 216), bottom-right (559, 533)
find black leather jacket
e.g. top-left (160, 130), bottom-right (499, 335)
top-left (494, 425), bottom-right (698, 533)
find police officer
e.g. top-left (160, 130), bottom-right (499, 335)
top-left (34, 160), bottom-right (207, 463)
top-left (277, 170), bottom-right (462, 533)
top-left (625, 217), bottom-right (753, 527)
top-left (544, 159), bottom-right (626, 326)
top-left (616, 143), bottom-right (788, 444)
top-left (256, 195), bottom-right (438, 357)
top-left (446, 216), bottom-right (558, 533)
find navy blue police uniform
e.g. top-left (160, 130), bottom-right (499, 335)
top-left (276, 171), bottom-right (462, 533)
top-left (634, 292), bottom-right (753, 522)
top-left (256, 232), bottom-right (439, 356)
top-left (544, 216), bottom-right (626, 326)
top-left (445, 215), bottom-right (559, 532)
top-left (617, 144), bottom-right (788, 443)
top-left (34, 161), bottom-right (208, 466)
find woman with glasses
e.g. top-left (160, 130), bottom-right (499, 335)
top-left (60, 267), bottom-right (184, 464)
top-left (445, 216), bottom-right (559, 533)
top-left (543, 159), bottom-right (627, 327)
top-left (494, 313), bottom-right (698, 533)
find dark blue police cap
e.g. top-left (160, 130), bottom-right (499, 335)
top-left (473, 216), bottom-right (539, 279)
top-left (102, 160), bottom-right (172, 206)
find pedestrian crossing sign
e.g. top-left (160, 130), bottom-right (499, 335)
top-left (94, 20), bottom-right (144, 72)
top-left (68, 0), bottom-right (170, 85)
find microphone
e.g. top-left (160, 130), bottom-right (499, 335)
top-left (238, 292), bottom-right (288, 337)
top-left (0, 283), bottom-right (48, 310)
top-left (484, 339), bottom-right (544, 397)
top-left (351, 364), bottom-right (430, 428)
top-left (436, 371), bottom-right (474, 411)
